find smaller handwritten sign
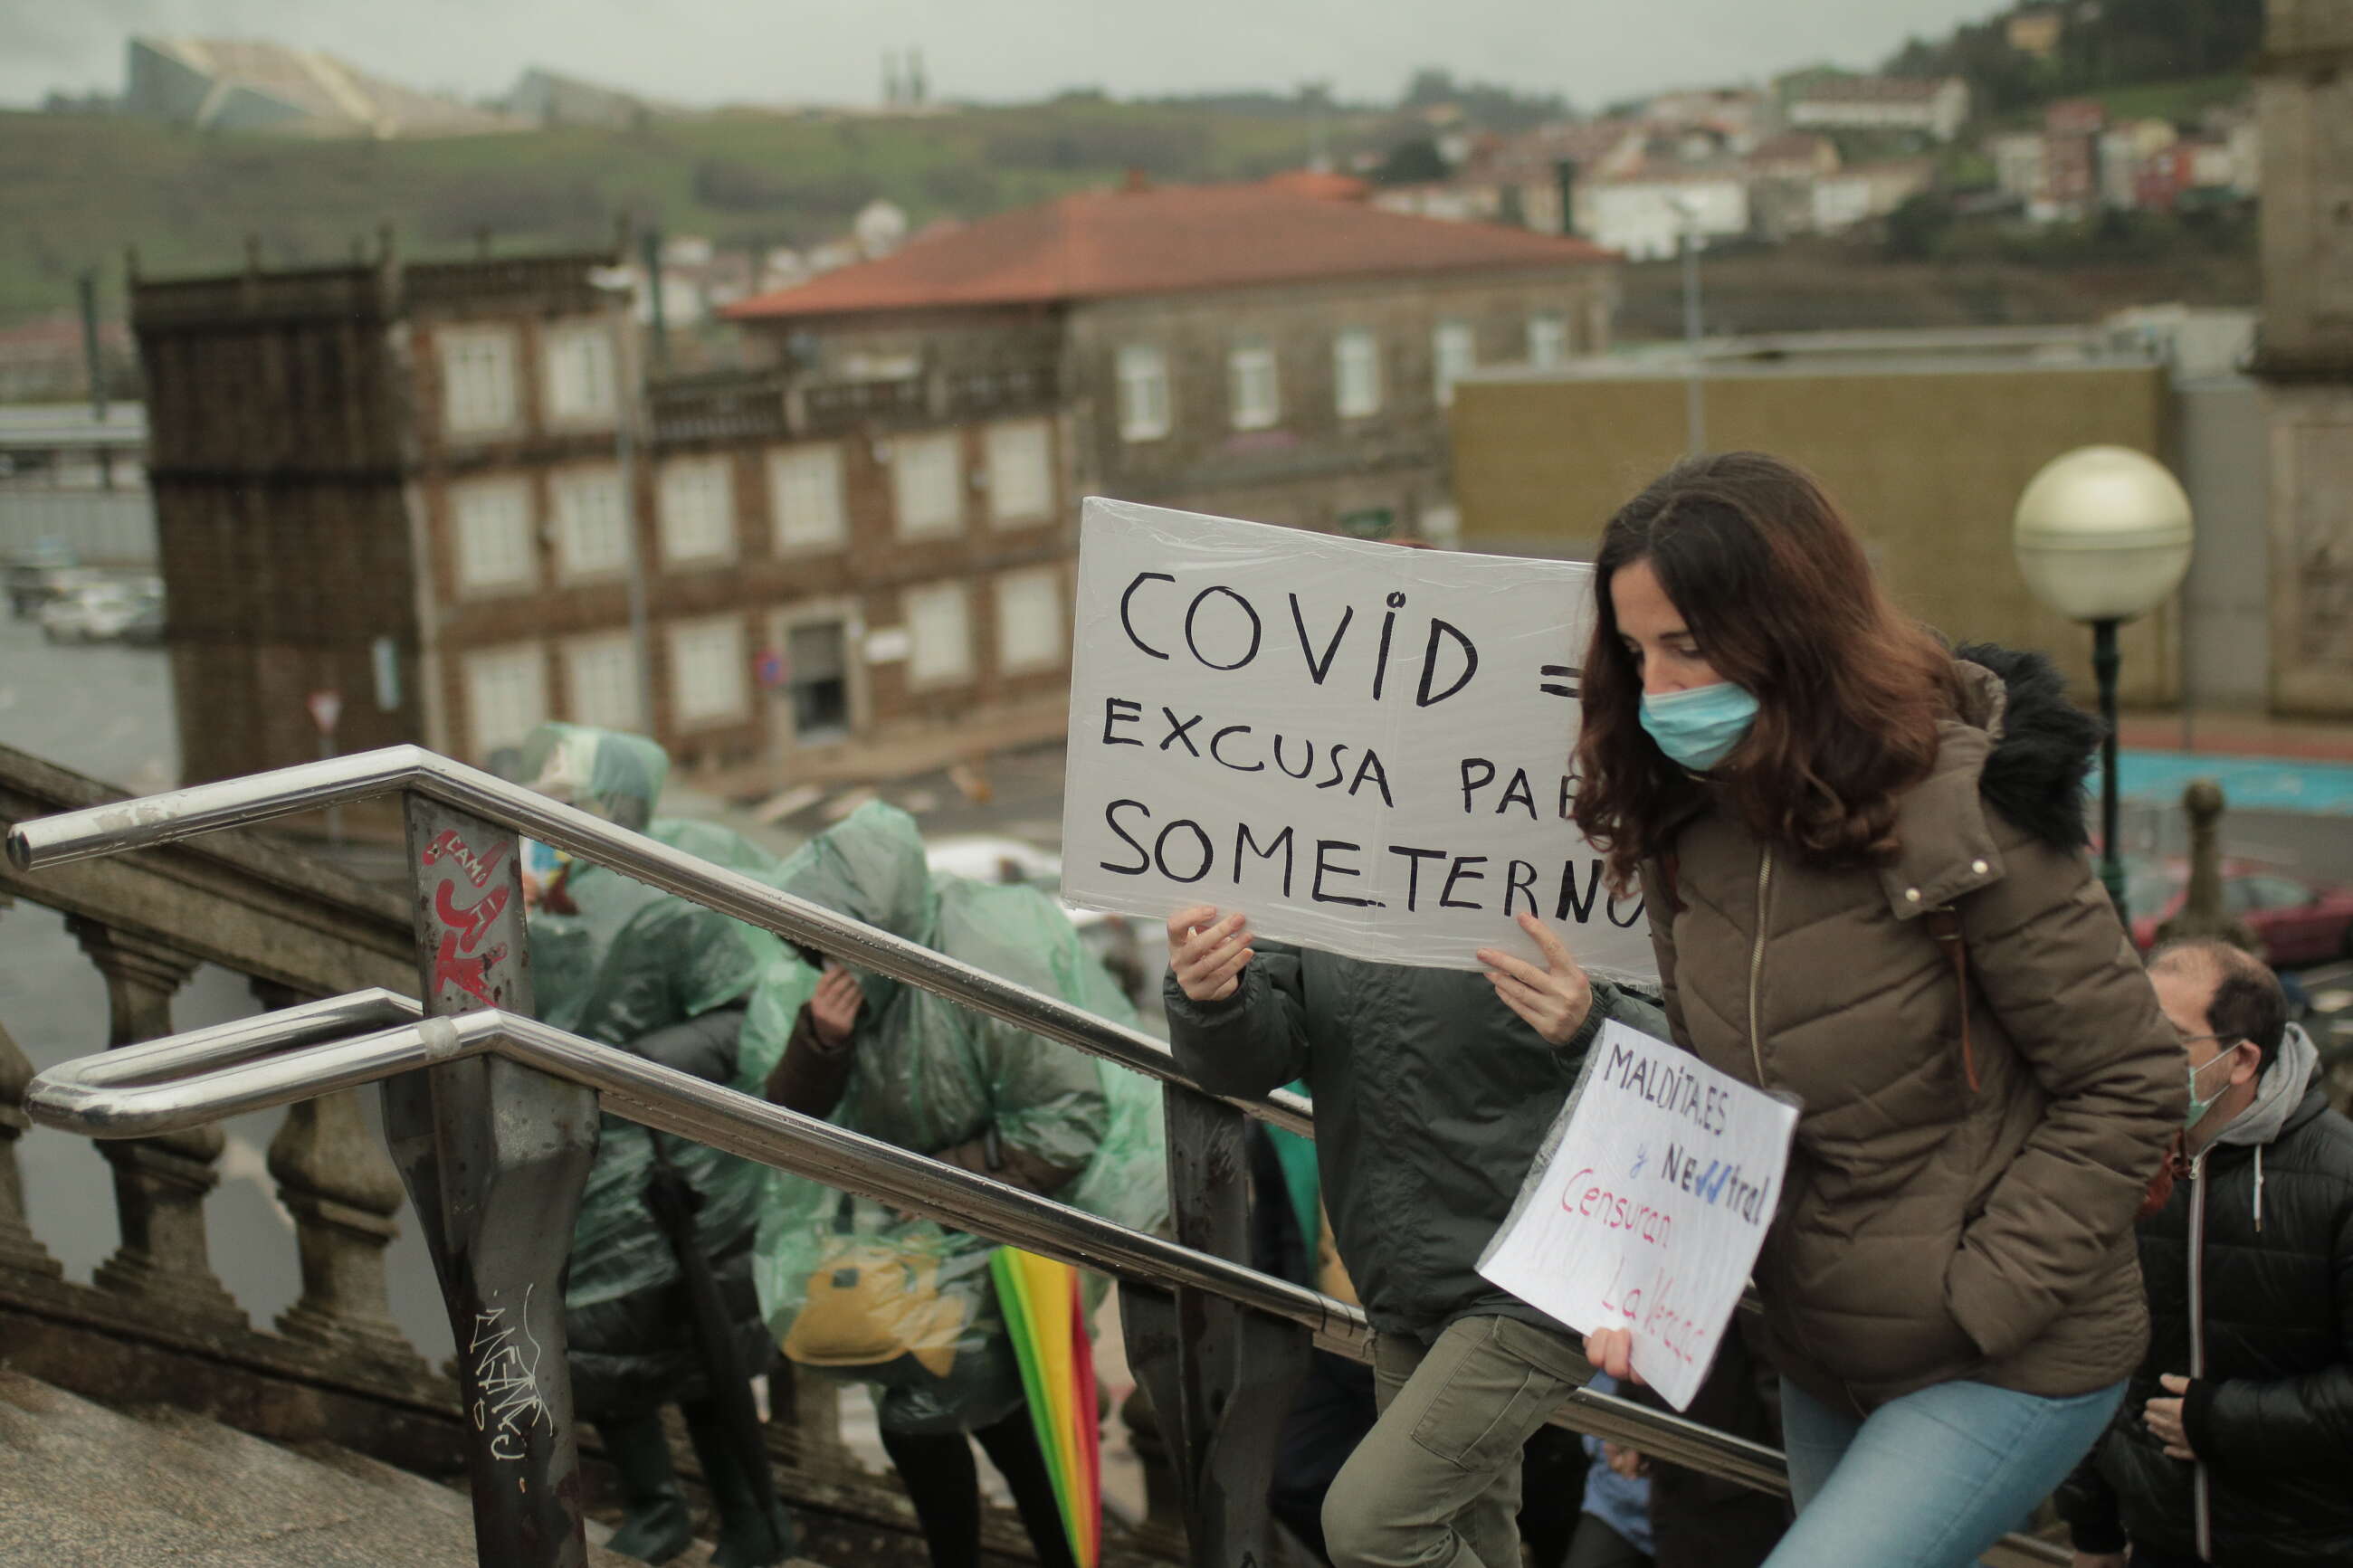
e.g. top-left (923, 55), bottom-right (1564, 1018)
top-left (1478, 1021), bottom-right (1799, 1411)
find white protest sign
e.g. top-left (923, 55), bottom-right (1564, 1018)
top-left (1059, 497), bottom-right (1654, 976)
top-left (1477, 1021), bottom-right (1797, 1410)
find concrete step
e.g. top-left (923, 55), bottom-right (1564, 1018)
top-left (0, 1368), bottom-right (648, 1567)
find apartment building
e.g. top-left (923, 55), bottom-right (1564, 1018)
top-left (725, 176), bottom-right (1620, 545)
top-left (134, 243), bottom-right (1075, 794)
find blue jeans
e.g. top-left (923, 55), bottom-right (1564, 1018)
top-left (1765, 1376), bottom-right (2126, 1568)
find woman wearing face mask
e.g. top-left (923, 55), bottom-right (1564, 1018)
top-left (1568, 453), bottom-right (2185, 1568)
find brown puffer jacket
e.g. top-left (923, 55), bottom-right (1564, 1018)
top-left (1634, 648), bottom-right (2185, 1417)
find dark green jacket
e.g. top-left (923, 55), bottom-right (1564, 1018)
top-left (1165, 948), bottom-right (1667, 1342)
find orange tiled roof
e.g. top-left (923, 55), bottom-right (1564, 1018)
top-left (724, 179), bottom-right (1613, 320)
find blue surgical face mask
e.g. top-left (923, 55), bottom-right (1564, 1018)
top-left (1640, 681), bottom-right (1760, 772)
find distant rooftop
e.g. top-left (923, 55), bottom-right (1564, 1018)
top-left (724, 177), bottom-right (1615, 320)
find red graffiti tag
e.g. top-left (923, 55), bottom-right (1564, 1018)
top-left (435, 878), bottom-right (510, 953)
top-left (420, 829), bottom-right (511, 889)
top-left (433, 934), bottom-right (509, 1007)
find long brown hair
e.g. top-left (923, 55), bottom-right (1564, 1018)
top-left (1572, 452), bottom-right (1967, 888)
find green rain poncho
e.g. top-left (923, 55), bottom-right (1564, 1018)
top-left (739, 803), bottom-right (1168, 1434)
top-left (519, 724), bottom-right (812, 1420)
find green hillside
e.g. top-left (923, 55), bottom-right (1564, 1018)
top-left (0, 100), bottom-right (1338, 326)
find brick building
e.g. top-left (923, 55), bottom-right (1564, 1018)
top-left (135, 244), bottom-right (1076, 793)
top-left (724, 177), bottom-right (1619, 545)
top-left (2253, 0), bottom-right (2353, 716)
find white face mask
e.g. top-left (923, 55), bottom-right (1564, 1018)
top-left (2183, 1042), bottom-right (2240, 1130)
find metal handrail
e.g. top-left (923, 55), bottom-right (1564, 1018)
top-left (24, 1003), bottom-right (1786, 1493)
top-left (5, 746), bottom-right (1311, 1139)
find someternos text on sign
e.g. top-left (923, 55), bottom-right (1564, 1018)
top-left (1477, 1022), bottom-right (1799, 1410)
top-left (1057, 497), bottom-right (1655, 977)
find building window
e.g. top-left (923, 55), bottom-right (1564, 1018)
top-left (1334, 328), bottom-right (1383, 419)
top-left (564, 633), bottom-right (642, 732)
top-left (440, 327), bottom-right (520, 436)
top-left (1434, 320), bottom-right (1478, 407)
top-left (542, 319), bottom-right (617, 424)
top-left (1527, 313), bottom-right (1570, 369)
top-left (549, 464), bottom-right (629, 578)
top-left (785, 621), bottom-right (851, 742)
top-left (892, 432), bottom-right (963, 539)
top-left (464, 644), bottom-right (547, 760)
top-left (903, 582), bottom-right (973, 687)
top-left (986, 420), bottom-right (1053, 526)
top-left (668, 616), bottom-right (748, 726)
top-left (1227, 339), bottom-right (1281, 431)
top-left (1116, 345), bottom-right (1170, 442)
top-left (768, 443), bottom-right (846, 551)
top-left (452, 477), bottom-right (537, 594)
top-left (996, 567), bottom-right (1065, 673)
top-left (658, 455), bottom-right (736, 567)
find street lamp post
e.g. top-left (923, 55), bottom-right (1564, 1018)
top-left (2012, 446), bottom-right (2195, 922)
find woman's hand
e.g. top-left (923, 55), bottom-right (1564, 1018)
top-left (809, 965), bottom-right (865, 1048)
top-left (1585, 1326), bottom-right (1640, 1383)
top-left (1167, 906), bottom-right (1253, 1002)
top-left (1601, 1441), bottom-right (1650, 1480)
top-left (1477, 913), bottom-right (1595, 1045)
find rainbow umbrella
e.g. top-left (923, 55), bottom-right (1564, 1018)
top-left (990, 1248), bottom-right (1100, 1568)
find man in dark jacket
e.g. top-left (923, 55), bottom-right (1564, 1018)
top-left (1167, 906), bottom-right (1665, 1568)
top-left (2062, 940), bottom-right (2353, 1568)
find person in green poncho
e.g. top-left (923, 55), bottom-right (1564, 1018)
top-left (740, 802), bottom-right (1167, 1568)
top-left (515, 724), bottom-right (798, 1568)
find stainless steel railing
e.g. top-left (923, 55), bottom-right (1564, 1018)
top-left (6, 745), bottom-right (1311, 1138)
top-left (24, 995), bottom-right (1786, 1491)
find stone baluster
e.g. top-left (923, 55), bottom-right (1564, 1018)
top-left (70, 917), bottom-right (245, 1326)
top-left (1120, 1383), bottom-right (1187, 1557)
top-left (257, 979), bottom-right (424, 1374)
top-left (769, 1358), bottom-right (845, 1472)
top-left (0, 902), bottom-right (62, 1278)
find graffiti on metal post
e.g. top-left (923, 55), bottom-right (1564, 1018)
top-left (469, 1285), bottom-right (554, 1462)
top-left (420, 826), bottom-right (518, 1008)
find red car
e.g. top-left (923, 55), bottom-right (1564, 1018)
top-left (2125, 859), bottom-right (2353, 966)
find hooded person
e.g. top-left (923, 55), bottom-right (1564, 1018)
top-left (515, 723), bottom-right (802, 1568)
top-left (740, 802), bottom-right (1166, 1568)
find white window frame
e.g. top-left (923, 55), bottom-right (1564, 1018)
top-left (540, 318), bottom-right (618, 427)
top-left (995, 567), bottom-right (1066, 674)
top-left (1434, 320), bottom-right (1478, 407)
top-left (657, 454), bottom-right (737, 568)
top-left (548, 463), bottom-right (630, 580)
top-left (891, 432), bottom-right (963, 540)
top-left (1227, 340), bottom-right (1281, 431)
top-left (767, 442), bottom-right (847, 553)
top-left (985, 420), bottom-right (1053, 527)
top-left (666, 615), bottom-right (749, 727)
top-left (1334, 328), bottom-right (1383, 419)
top-left (450, 476), bottom-right (537, 596)
top-left (902, 581), bottom-right (974, 689)
top-left (463, 644), bottom-right (548, 760)
top-left (1526, 313), bottom-right (1570, 369)
top-left (562, 632), bottom-right (643, 733)
top-left (439, 326), bottom-right (520, 437)
top-left (1116, 344), bottom-right (1171, 442)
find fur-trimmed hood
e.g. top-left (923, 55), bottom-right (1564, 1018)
top-left (1953, 641), bottom-right (2101, 853)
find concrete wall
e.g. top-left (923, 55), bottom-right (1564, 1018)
top-left (2256, 1), bottom-right (2353, 375)
top-left (2175, 379), bottom-right (2272, 711)
top-left (1450, 361), bottom-right (2184, 704)
top-left (2265, 381), bottom-right (2353, 715)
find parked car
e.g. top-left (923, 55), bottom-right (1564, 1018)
top-left (2126, 858), bottom-right (2353, 966)
top-left (5, 543), bottom-right (81, 617)
top-left (39, 580), bottom-right (162, 644)
top-left (118, 597), bottom-right (167, 647)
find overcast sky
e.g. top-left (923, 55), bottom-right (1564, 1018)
top-left (5, 0), bottom-right (2008, 112)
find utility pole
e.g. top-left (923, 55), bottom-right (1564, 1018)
top-left (77, 269), bottom-right (113, 488)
